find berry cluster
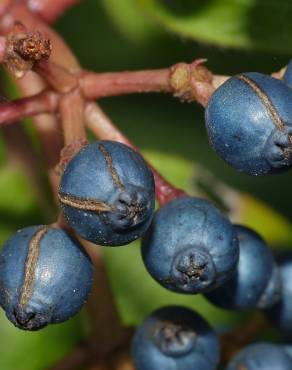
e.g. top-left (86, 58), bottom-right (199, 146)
top-left (0, 3), bottom-right (292, 369)
top-left (0, 140), bottom-right (155, 330)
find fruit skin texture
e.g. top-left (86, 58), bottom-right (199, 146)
top-left (205, 225), bottom-right (281, 310)
top-left (205, 72), bottom-right (292, 175)
top-left (132, 306), bottom-right (219, 370)
top-left (283, 60), bottom-right (292, 88)
top-left (0, 225), bottom-right (93, 331)
top-left (141, 196), bottom-right (239, 294)
top-left (266, 253), bottom-right (292, 337)
top-left (59, 140), bottom-right (155, 246)
top-left (226, 343), bottom-right (292, 370)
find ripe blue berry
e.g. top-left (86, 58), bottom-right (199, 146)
top-left (141, 196), bottom-right (239, 294)
top-left (282, 345), bottom-right (292, 359)
top-left (226, 343), bottom-right (292, 370)
top-left (205, 72), bottom-right (292, 175)
top-left (0, 225), bottom-right (93, 331)
top-left (205, 225), bottom-right (281, 310)
top-left (132, 306), bottom-right (220, 370)
top-left (59, 140), bottom-right (155, 246)
top-left (283, 60), bottom-right (292, 88)
top-left (265, 253), bottom-right (292, 336)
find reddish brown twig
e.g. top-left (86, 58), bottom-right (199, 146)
top-left (0, 62), bottom-right (228, 127)
top-left (0, 36), bottom-right (7, 62)
top-left (0, 90), bottom-right (58, 126)
top-left (220, 313), bottom-right (270, 364)
top-left (81, 59), bottom-right (229, 107)
top-left (35, 60), bottom-right (78, 93)
top-left (80, 68), bottom-right (172, 99)
top-left (59, 89), bottom-right (86, 145)
top-left (48, 345), bottom-right (90, 370)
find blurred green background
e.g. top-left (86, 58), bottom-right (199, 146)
top-left (1, 0), bottom-right (292, 369)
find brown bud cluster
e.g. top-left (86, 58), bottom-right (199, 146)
top-left (3, 22), bottom-right (51, 78)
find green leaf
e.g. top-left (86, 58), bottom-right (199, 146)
top-left (0, 310), bottom-right (86, 370)
top-left (237, 193), bottom-right (292, 247)
top-left (101, 0), bottom-right (159, 43)
top-left (137, 0), bottom-right (292, 53)
top-left (0, 165), bottom-right (42, 244)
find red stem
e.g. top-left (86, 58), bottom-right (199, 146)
top-left (0, 0), bottom-right (13, 18)
top-left (59, 89), bottom-right (87, 144)
top-left (22, 0), bottom-right (80, 23)
top-left (0, 36), bottom-right (6, 62)
top-left (0, 65), bottom-right (228, 127)
top-left (80, 69), bottom-right (172, 99)
top-left (0, 90), bottom-right (59, 125)
top-left (35, 60), bottom-right (78, 93)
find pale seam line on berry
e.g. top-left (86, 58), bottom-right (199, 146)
top-left (19, 226), bottom-right (49, 308)
top-left (98, 143), bottom-right (125, 191)
top-left (237, 75), bottom-right (286, 131)
top-left (58, 192), bottom-right (113, 212)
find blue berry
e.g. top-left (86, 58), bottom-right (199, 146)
top-left (205, 225), bottom-right (281, 310)
top-left (282, 345), bottom-right (292, 359)
top-left (283, 60), bottom-right (292, 88)
top-left (141, 196), bottom-right (239, 294)
top-left (266, 253), bottom-right (292, 336)
top-left (132, 306), bottom-right (220, 370)
top-left (0, 225), bottom-right (93, 331)
top-left (205, 72), bottom-right (292, 175)
top-left (226, 343), bottom-right (292, 370)
top-left (59, 140), bottom-right (155, 246)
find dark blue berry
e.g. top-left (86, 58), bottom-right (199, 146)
top-left (205, 225), bottom-right (281, 310)
top-left (132, 306), bottom-right (220, 370)
top-left (141, 196), bottom-right (239, 294)
top-left (226, 343), bottom-right (292, 370)
top-left (282, 345), bottom-right (292, 359)
top-left (266, 253), bottom-right (292, 337)
top-left (0, 225), bottom-right (93, 331)
top-left (283, 60), bottom-right (292, 88)
top-left (59, 140), bottom-right (155, 246)
top-left (205, 72), bottom-right (292, 175)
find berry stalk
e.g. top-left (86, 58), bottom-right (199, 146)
top-left (0, 61), bottom-right (229, 127)
top-left (0, 36), bottom-right (6, 62)
top-left (81, 59), bottom-right (229, 107)
top-left (0, 90), bottom-right (58, 125)
top-left (80, 68), bottom-right (172, 98)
